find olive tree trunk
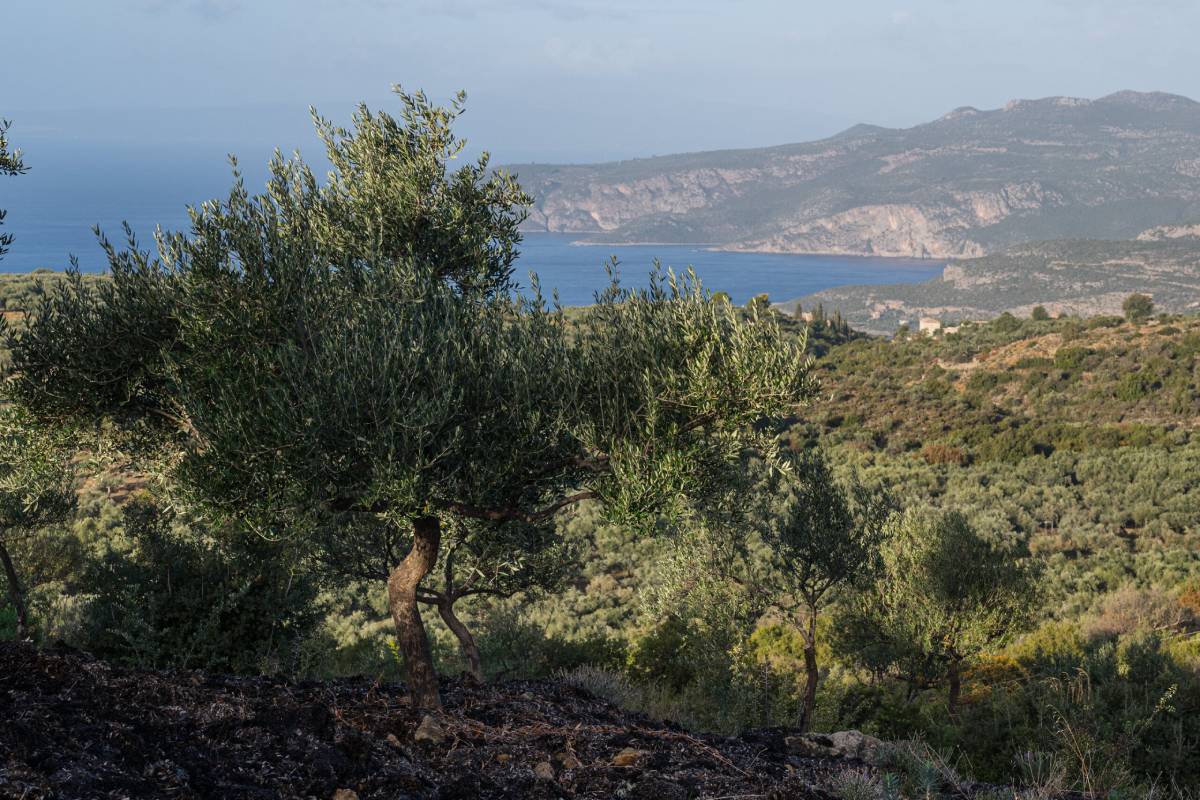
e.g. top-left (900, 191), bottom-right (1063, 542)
top-left (947, 655), bottom-right (962, 719)
top-left (437, 596), bottom-right (484, 683)
top-left (387, 516), bottom-right (442, 711)
top-left (0, 539), bottom-right (29, 641)
top-left (798, 611), bottom-right (819, 732)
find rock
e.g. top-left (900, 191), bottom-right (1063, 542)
top-left (555, 751), bottom-right (582, 770)
top-left (413, 714), bottom-right (447, 745)
top-left (785, 730), bottom-right (885, 765)
top-left (332, 790), bottom-right (359, 800)
top-left (533, 761), bottom-right (556, 781)
top-left (612, 747), bottom-right (649, 767)
top-left (385, 733), bottom-right (403, 751)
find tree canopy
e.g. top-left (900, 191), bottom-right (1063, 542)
top-left (1123, 292), bottom-right (1155, 321)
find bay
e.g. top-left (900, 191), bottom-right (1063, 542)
top-left (2, 218), bottom-right (942, 308)
top-left (513, 235), bottom-right (942, 307)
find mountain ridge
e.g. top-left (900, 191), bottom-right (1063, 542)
top-left (508, 90), bottom-right (1200, 258)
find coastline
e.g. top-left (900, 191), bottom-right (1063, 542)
top-left (528, 233), bottom-right (949, 266)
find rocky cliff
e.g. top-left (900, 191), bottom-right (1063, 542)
top-left (509, 91), bottom-right (1200, 258)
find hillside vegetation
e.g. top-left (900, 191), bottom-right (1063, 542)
top-left (480, 310), bottom-right (1200, 793)
top-left (6, 303), bottom-right (1199, 798)
top-left (510, 91), bottom-right (1200, 258)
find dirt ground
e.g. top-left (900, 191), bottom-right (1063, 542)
top-left (1, 642), bottom-right (850, 799)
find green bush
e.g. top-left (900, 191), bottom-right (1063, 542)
top-left (76, 501), bottom-right (323, 674)
top-left (1115, 370), bottom-right (1158, 402)
top-left (473, 604), bottom-right (624, 681)
top-left (1053, 346), bottom-right (1092, 370)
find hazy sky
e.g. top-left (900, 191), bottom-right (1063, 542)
top-left (6, 0), bottom-right (1200, 163)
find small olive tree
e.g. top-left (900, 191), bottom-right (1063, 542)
top-left (1, 119), bottom-right (28, 261)
top-left (838, 509), bottom-right (1035, 717)
top-left (0, 408), bottom-right (76, 639)
top-left (7, 88), bottom-right (815, 709)
top-left (759, 451), bottom-right (895, 731)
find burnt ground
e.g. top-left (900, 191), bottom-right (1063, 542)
top-left (0, 642), bottom-right (840, 799)
top-left (0, 643), bottom-right (1026, 800)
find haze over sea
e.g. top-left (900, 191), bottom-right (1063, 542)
top-left (2, 143), bottom-right (942, 306)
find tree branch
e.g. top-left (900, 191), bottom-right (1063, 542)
top-left (443, 490), bottom-right (598, 524)
top-left (329, 489), bottom-right (599, 524)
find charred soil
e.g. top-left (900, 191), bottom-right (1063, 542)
top-left (1, 643), bottom-right (1026, 799)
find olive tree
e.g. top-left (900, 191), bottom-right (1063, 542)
top-left (759, 451), bottom-right (895, 731)
top-left (6, 88), bottom-right (815, 709)
top-left (0, 408), bottom-right (76, 639)
top-left (1, 119), bottom-right (28, 261)
top-left (1123, 293), bottom-right (1154, 322)
top-left (635, 452), bottom-right (892, 731)
top-left (838, 509), bottom-right (1035, 717)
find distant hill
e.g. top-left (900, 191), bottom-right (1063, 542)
top-left (781, 234), bottom-right (1200, 334)
top-left (508, 91), bottom-right (1200, 258)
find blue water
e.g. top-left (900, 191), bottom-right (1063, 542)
top-left (512, 236), bottom-right (941, 306)
top-left (0, 142), bottom-right (942, 305)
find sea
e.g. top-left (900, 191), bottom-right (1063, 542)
top-left (0, 142), bottom-right (942, 306)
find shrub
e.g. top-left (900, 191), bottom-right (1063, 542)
top-left (992, 312), bottom-right (1022, 333)
top-left (76, 501), bottom-right (322, 674)
top-left (1115, 370), bottom-right (1158, 402)
top-left (1085, 585), bottom-right (1191, 641)
top-left (920, 443), bottom-right (968, 466)
top-left (1009, 622), bottom-right (1086, 674)
top-left (474, 605), bottom-right (624, 681)
top-left (1053, 346), bottom-right (1092, 370)
top-left (556, 664), bottom-right (642, 709)
top-left (1086, 315), bottom-right (1124, 330)
top-left (1178, 578), bottom-right (1200, 619)
top-left (966, 371), bottom-right (1013, 393)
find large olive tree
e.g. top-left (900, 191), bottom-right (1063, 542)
top-left (6, 88), bottom-right (815, 709)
